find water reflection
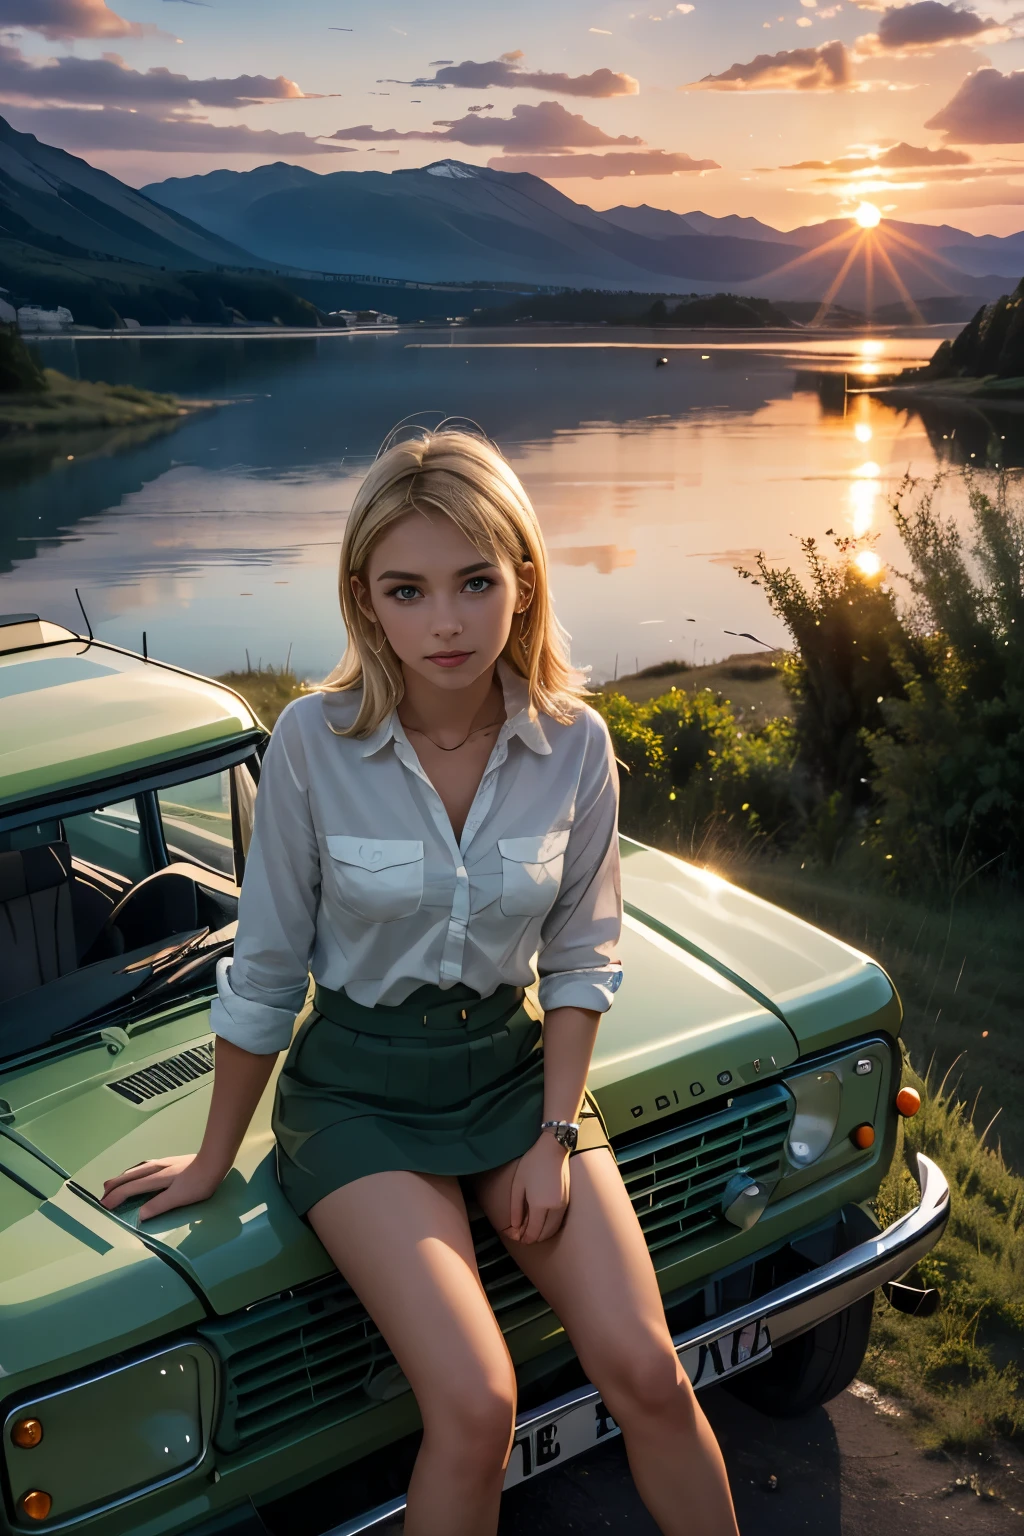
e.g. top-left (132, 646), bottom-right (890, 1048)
top-left (5, 327), bottom-right (1007, 683)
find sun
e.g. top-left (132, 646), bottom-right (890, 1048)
top-left (854, 201), bottom-right (882, 230)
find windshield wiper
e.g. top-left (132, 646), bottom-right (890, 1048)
top-left (0, 930), bottom-right (216, 1058)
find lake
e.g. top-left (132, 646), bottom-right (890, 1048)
top-left (5, 324), bottom-right (1004, 685)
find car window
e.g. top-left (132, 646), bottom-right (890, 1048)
top-left (158, 769), bottom-right (235, 877)
top-left (64, 800), bottom-right (150, 883)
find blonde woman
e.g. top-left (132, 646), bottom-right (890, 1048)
top-left (102, 428), bottom-right (739, 1536)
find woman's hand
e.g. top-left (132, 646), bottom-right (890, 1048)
top-left (504, 1134), bottom-right (571, 1245)
top-left (101, 1155), bottom-right (226, 1222)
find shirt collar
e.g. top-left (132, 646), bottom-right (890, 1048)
top-left (341, 659), bottom-right (551, 758)
top-left (496, 659), bottom-right (551, 755)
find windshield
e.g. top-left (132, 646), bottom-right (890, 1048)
top-left (0, 757), bottom-right (258, 1057)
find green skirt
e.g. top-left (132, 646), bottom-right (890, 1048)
top-left (273, 981), bottom-right (550, 1216)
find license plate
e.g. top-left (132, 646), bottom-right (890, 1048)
top-left (503, 1319), bottom-right (770, 1490)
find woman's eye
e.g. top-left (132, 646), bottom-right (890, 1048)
top-left (388, 585), bottom-right (421, 602)
top-left (463, 576), bottom-right (493, 594)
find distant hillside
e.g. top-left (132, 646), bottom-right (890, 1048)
top-left (0, 239), bottom-right (323, 329)
top-left (0, 115), bottom-right (262, 270)
top-left (468, 289), bottom-right (794, 327)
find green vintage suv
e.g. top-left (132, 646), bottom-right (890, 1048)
top-left (0, 613), bottom-right (948, 1536)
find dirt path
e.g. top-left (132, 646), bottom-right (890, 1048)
top-left (493, 1383), bottom-right (1023, 1534)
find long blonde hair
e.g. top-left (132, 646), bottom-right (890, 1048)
top-left (320, 427), bottom-right (583, 737)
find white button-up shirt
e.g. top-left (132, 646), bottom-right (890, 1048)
top-left (211, 664), bottom-right (623, 1054)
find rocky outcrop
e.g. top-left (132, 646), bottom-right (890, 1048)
top-left (924, 280), bottom-right (1024, 379)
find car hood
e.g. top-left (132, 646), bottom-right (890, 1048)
top-left (0, 844), bottom-right (898, 1319)
top-left (0, 1002), bottom-right (333, 1318)
top-left (0, 1132), bottom-right (204, 1391)
top-left (618, 839), bottom-right (899, 1054)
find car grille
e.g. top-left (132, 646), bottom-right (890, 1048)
top-left (614, 1082), bottom-right (793, 1253)
top-left (202, 1082), bottom-right (794, 1452)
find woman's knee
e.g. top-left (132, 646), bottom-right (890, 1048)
top-left (421, 1366), bottom-right (517, 1473)
top-left (592, 1331), bottom-right (696, 1428)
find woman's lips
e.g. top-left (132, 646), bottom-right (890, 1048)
top-left (426, 651), bottom-right (473, 669)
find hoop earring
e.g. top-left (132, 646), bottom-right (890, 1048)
top-left (369, 625), bottom-right (389, 657)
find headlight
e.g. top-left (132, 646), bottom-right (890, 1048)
top-left (781, 1039), bottom-right (890, 1178)
top-left (3, 1343), bottom-right (215, 1529)
top-left (786, 1069), bottom-right (843, 1166)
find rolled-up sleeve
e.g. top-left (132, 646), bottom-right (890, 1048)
top-left (536, 710), bottom-right (622, 1015)
top-left (210, 704), bottom-right (320, 1054)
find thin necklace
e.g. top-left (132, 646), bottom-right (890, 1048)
top-left (404, 713), bottom-right (505, 753)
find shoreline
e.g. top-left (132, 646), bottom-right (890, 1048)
top-left (0, 369), bottom-right (220, 437)
top-left (24, 320), bottom-right (959, 345)
top-left (858, 376), bottom-right (1024, 411)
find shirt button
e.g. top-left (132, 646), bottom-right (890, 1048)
top-left (456, 866), bottom-right (467, 878)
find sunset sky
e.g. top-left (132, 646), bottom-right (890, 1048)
top-left (5, 0), bottom-right (1024, 233)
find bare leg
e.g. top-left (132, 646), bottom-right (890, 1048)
top-left (474, 1149), bottom-right (740, 1536)
top-left (308, 1171), bottom-right (516, 1536)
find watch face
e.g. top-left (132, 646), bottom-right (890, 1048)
top-left (564, 1124), bottom-right (579, 1152)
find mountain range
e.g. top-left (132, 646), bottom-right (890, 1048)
top-left (2, 112), bottom-right (1022, 315)
top-left (142, 158), bottom-right (1020, 303)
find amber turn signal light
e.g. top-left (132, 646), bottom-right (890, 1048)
top-left (18, 1490), bottom-right (52, 1522)
top-left (11, 1419), bottom-right (42, 1449)
top-left (851, 1123), bottom-right (875, 1150)
top-left (896, 1087), bottom-right (921, 1118)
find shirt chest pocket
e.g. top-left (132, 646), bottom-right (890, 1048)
top-left (325, 837), bottom-right (424, 923)
top-left (498, 830), bottom-right (571, 918)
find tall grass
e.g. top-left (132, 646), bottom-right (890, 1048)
top-left (217, 661), bottom-right (307, 730)
top-left (866, 1060), bottom-right (1024, 1450)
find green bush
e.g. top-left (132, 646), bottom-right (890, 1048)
top-left (591, 686), bottom-right (798, 855)
top-left (866, 473), bottom-right (1024, 890)
top-left (742, 533), bottom-right (915, 812)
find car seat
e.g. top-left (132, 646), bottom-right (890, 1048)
top-left (0, 841), bottom-right (77, 1003)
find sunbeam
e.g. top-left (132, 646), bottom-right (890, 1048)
top-left (871, 237), bottom-right (926, 326)
top-left (749, 224), bottom-right (862, 288)
top-left (811, 232), bottom-right (867, 327)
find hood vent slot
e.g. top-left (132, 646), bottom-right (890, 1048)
top-left (108, 1041), bottom-right (214, 1104)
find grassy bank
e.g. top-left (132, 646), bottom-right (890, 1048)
top-left (0, 368), bottom-right (212, 436)
top-left (865, 1063), bottom-right (1024, 1452)
top-left (596, 651), bottom-right (790, 728)
top-left (731, 862), bottom-right (1024, 1172)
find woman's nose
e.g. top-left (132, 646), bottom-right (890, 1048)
top-left (431, 606), bottom-right (463, 638)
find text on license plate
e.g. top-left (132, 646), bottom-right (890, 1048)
top-left (503, 1319), bottom-right (770, 1490)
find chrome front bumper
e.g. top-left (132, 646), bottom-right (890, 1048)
top-left (326, 1151), bottom-right (950, 1535)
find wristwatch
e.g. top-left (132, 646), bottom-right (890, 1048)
top-left (541, 1119), bottom-right (580, 1153)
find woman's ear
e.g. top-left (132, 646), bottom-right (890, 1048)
top-left (350, 572), bottom-right (377, 625)
top-left (516, 560), bottom-right (537, 615)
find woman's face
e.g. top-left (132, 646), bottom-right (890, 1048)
top-left (352, 511), bottom-right (536, 694)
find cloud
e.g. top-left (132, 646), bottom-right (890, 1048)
top-left (3, 103), bottom-right (354, 153)
top-left (380, 56), bottom-right (639, 97)
top-left (326, 100), bottom-right (644, 150)
top-left (0, 0), bottom-right (160, 39)
top-left (686, 40), bottom-right (852, 90)
top-left (486, 149), bottom-right (720, 176)
top-left (926, 66), bottom-right (1024, 140)
top-left (0, 41), bottom-right (314, 107)
top-left (782, 140), bottom-right (973, 169)
top-left (856, 0), bottom-right (1009, 53)
top-left (812, 161), bottom-right (1024, 183)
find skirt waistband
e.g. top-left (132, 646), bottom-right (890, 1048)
top-left (312, 982), bottom-right (527, 1040)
